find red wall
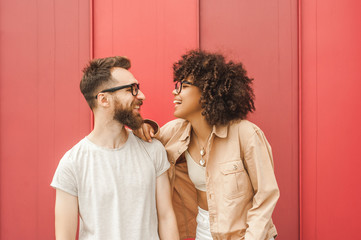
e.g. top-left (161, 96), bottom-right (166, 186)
top-left (0, 0), bottom-right (90, 239)
top-left (0, 0), bottom-right (198, 239)
top-left (94, 1), bottom-right (299, 239)
top-left (1, 0), bottom-right (361, 239)
top-left (300, 0), bottom-right (361, 239)
top-left (93, 0), bottom-right (199, 126)
top-left (199, 1), bottom-right (299, 239)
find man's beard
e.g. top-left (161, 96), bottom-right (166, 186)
top-left (113, 99), bottom-right (144, 130)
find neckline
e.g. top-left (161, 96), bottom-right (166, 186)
top-left (185, 150), bottom-right (206, 168)
top-left (84, 131), bottom-right (133, 152)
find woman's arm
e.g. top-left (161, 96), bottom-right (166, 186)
top-left (133, 119), bottom-right (186, 145)
top-left (242, 129), bottom-right (280, 240)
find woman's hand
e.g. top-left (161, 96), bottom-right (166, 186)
top-left (133, 123), bottom-right (155, 142)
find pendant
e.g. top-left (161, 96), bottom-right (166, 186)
top-left (199, 148), bottom-right (206, 166)
top-left (199, 158), bottom-right (206, 166)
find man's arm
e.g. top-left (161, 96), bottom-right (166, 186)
top-left (156, 171), bottom-right (179, 240)
top-left (55, 189), bottom-right (78, 240)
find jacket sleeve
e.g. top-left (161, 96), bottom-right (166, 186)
top-left (142, 119), bottom-right (176, 145)
top-left (242, 129), bottom-right (280, 240)
top-left (143, 119), bottom-right (159, 134)
top-left (155, 119), bottom-right (184, 146)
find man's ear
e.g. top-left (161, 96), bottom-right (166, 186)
top-left (96, 93), bottom-right (111, 108)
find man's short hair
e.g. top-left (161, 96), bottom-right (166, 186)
top-left (80, 56), bottom-right (131, 109)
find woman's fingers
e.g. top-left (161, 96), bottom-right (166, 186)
top-left (133, 123), bottom-right (155, 142)
top-left (142, 123), bottom-right (155, 142)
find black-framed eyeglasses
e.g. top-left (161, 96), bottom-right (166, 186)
top-left (174, 81), bottom-right (194, 94)
top-left (95, 83), bottom-right (140, 99)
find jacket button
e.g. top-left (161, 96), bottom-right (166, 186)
top-left (233, 164), bottom-right (238, 170)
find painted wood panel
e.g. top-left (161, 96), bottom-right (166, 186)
top-left (93, 0), bottom-right (199, 126)
top-left (199, 1), bottom-right (299, 239)
top-left (2, 0), bottom-right (360, 239)
top-left (301, 0), bottom-right (361, 239)
top-left (0, 0), bottom-right (90, 239)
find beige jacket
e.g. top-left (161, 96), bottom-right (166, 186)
top-left (155, 118), bottom-right (279, 240)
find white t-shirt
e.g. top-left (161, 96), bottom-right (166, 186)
top-left (51, 131), bottom-right (170, 240)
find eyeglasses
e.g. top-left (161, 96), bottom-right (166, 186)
top-left (95, 83), bottom-right (140, 99)
top-left (174, 81), bottom-right (194, 94)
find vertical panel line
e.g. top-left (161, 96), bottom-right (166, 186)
top-left (315, 0), bottom-right (318, 238)
top-left (78, 0), bottom-right (81, 135)
top-left (90, 0), bottom-right (94, 59)
top-left (90, 0), bottom-right (94, 129)
top-left (197, 0), bottom-right (200, 49)
top-left (36, 0), bottom-right (40, 238)
top-left (111, 0), bottom-right (114, 54)
top-left (298, 0), bottom-right (302, 239)
top-left (53, 0), bottom-right (57, 175)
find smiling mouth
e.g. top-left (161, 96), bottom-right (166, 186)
top-left (133, 100), bottom-right (143, 110)
top-left (173, 100), bottom-right (182, 104)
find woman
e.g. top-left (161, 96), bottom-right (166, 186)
top-left (138, 50), bottom-right (279, 240)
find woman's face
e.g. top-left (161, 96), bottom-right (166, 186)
top-left (172, 77), bottom-right (202, 121)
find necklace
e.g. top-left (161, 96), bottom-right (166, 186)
top-left (192, 130), bottom-right (212, 166)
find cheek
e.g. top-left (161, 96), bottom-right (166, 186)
top-left (113, 98), bottom-right (130, 111)
top-left (193, 101), bottom-right (202, 112)
top-left (121, 97), bottom-right (134, 107)
top-left (188, 93), bottom-right (202, 108)
top-left (180, 98), bottom-right (202, 114)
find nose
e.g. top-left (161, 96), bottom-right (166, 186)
top-left (137, 89), bottom-right (145, 100)
top-left (172, 89), bottom-right (178, 96)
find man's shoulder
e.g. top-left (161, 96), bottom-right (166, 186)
top-left (136, 137), bottom-right (165, 152)
top-left (131, 136), bottom-right (168, 168)
top-left (61, 137), bottom-right (90, 163)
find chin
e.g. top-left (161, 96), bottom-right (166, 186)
top-left (173, 111), bottom-right (186, 120)
top-left (173, 110), bottom-right (181, 118)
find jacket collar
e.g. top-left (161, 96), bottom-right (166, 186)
top-left (212, 124), bottom-right (228, 138)
top-left (180, 121), bottom-right (192, 141)
top-left (180, 121), bottom-right (228, 141)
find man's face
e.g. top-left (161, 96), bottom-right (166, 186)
top-left (113, 97), bottom-right (144, 130)
top-left (109, 68), bottom-right (145, 129)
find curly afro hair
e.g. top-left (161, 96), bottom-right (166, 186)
top-left (173, 49), bottom-right (255, 125)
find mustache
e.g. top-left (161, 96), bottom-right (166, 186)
top-left (133, 100), bottom-right (143, 106)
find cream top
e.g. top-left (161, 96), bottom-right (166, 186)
top-left (185, 150), bottom-right (207, 192)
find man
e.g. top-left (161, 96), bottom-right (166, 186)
top-left (51, 56), bottom-right (179, 240)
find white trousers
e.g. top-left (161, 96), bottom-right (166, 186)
top-left (195, 207), bottom-right (213, 240)
top-left (195, 207), bottom-right (275, 240)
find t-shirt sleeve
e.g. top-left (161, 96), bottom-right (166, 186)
top-left (50, 151), bottom-right (78, 197)
top-left (152, 140), bottom-right (170, 177)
